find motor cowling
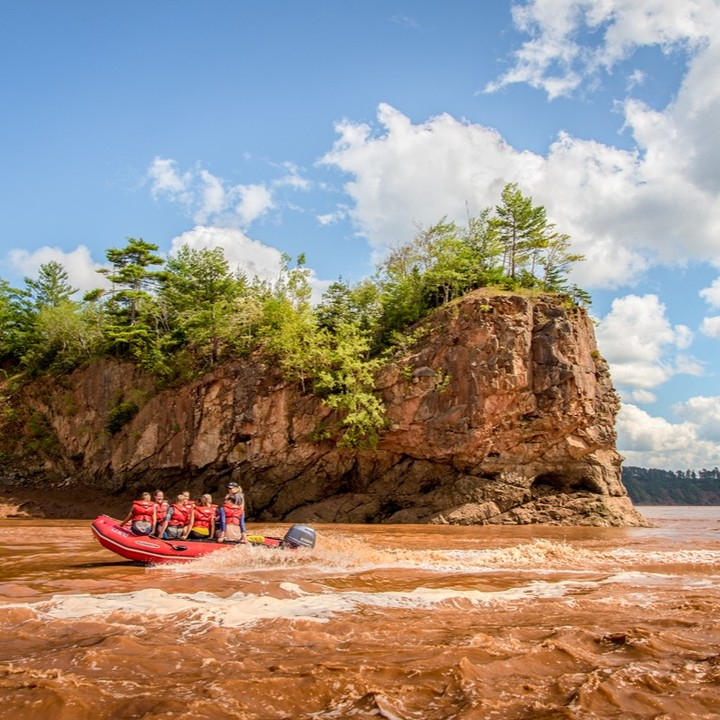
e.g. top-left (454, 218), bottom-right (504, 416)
top-left (283, 524), bottom-right (316, 549)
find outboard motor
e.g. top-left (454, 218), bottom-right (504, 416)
top-left (283, 524), bottom-right (316, 549)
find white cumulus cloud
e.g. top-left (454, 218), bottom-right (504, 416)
top-left (320, 103), bottom-right (543, 266)
top-left (700, 316), bottom-right (720, 338)
top-left (320, 83), bottom-right (720, 288)
top-left (169, 226), bottom-right (284, 283)
top-left (234, 184), bottom-right (274, 227)
top-left (674, 396), bottom-right (720, 443)
top-left (616, 402), bottom-right (719, 469)
top-left (700, 277), bottom-right (720, 308)
top-left (595, 294), bottom-right (700, 400)
top-left (272, 162), bottom-right (311, 191)
top-left (147, 157), bottom-right (193, 201)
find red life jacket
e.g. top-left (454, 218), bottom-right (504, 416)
top-left (155, 500), bottom-right (169, 523)
top-left (168, 503), bottom-right (189, 527)
top-left (223, 502), bottom-right (244, 525)
top-left (132, 500), bottom-right (155, 523)
top-left (192, 505), bottom-right (214, 530)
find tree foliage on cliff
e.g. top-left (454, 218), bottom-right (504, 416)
top-left (0, 184), bottom-right (585, 447)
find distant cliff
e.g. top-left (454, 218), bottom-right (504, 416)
top-left (0, 290), bottom-right (646, 526)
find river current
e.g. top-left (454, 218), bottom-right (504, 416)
top-left (1, 507), bottom-right (719, 719)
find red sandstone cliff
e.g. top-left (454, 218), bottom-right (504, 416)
top-left (0, 290), bottom-right (646, 525)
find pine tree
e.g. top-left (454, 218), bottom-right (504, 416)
top-left (99, 238), bottom-right (165, 325)
top-left (24, 260), bottom-right (77, 309)
top-left (93, 237), bottom-right (166, 360)
top-left (490, 183), bottom-right (547, 281)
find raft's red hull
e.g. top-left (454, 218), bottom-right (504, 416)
top-left (90, 514), bottom-right (280, 564)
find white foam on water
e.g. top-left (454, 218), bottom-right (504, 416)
top-left (152, 541), bottom-right (321, 575)
top-left (151, 536), bottom-right (720, 579)
top-left (18, 578), bottom-right (603, 629)
top-left (598, 571), bottom-right (677, 587)
top-left (279, 581), bottom-right (308, 595)
top-left (609, 548), bottom-right (720, 566)
top-left (601, 570), bottom-right (720, 592)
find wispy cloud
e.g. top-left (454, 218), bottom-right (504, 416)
top-left (146, 157), bottom-right (274, 228)
top-left (391, 14), bottom-right (421, 31)
top-left (485, 0), bottom-right (717, 99)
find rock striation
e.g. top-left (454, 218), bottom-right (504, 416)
top-left (1, 290), bottom-right (646, 525)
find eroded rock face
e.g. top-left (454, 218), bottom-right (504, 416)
top-left (1, 291), bottom-right (647, 526)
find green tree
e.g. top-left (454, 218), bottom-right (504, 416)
top-left (461, 209), bottom-right (505, 286)
top-left (376, 237), bottom-right (431, 340)
top-left (21, 300), bottom-right (104, 374)
top-left (24, 260), bottom-right (77, 309)
top-left (260, 254), bottom-right (320, 392)
top-left (490, 183), bottom-right (547, 281)
top-left (376, 218), bottom-right (486, 341)
top-left (316, 278), bottom-right (383, 339)
top-left (161, 245), bottom-right (252, 367)
top-left (316, 279), bottom-right (354, 331)
top-left (0, 279), bottom-right (32, 367)
top-left (92, 238), bottom-right (166, 360)
top-left (311, 321), bottom-right (387, 448)
top-left (98, 238), bottom-right (165, 325)
top-left (419, 220), bottom-right (484, 306)
top-left (261, 257), bottom-right (387, 447)
top-left (539, 228), bottom-right (585, 294)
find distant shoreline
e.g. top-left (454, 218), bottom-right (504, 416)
top-left (623, 467), bottom-right (720, 506)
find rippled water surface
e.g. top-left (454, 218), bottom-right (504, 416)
top-left (1, 507), bottom-right (720, 719)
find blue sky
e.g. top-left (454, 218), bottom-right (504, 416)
top-left (2, 0), bottom-right (720, 471)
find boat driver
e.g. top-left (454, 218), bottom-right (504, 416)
top-left (216, 482), bottom-right (248, 543)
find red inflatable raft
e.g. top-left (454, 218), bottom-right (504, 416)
top-left (91, 514), bottom-right (316, 564)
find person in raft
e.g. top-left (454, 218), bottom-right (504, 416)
top-left (153, 489), bottom-right (169, 536)
top-left (216, 481), bottom-right (247, 543)
top-left (186, 494), bottom-right (216, 540)
top-left (120, 492), bottom-right (157, 536)
top-left (158, 494), bottom-right (190, 540)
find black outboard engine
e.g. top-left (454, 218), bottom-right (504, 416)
top-left (283, 524), bottom-right (316, 549)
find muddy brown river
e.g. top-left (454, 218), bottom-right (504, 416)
top-left (1, 507), bottom-right (719, 719)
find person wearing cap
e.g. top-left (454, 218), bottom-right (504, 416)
top-left (216, 481), bottom-right (247, 543)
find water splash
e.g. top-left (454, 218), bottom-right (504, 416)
top-left (152, 535), bottom-right (720, 578)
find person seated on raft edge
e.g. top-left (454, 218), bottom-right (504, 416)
top-left (216, 481), bottom-right (248, 544)
top-left (153, 489), bottom-right (168, 536)
top-left (158, 494), bottom-right (190, 540)
top-left (120, 492), bottom-right (157, 536)
top-left (185, 494), bottom-right (215, 541)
